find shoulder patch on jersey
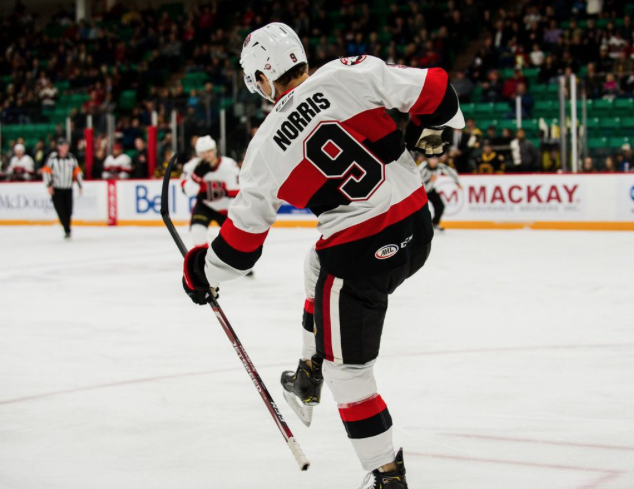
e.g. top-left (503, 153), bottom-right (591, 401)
top-left (275, 91), bottom-right (295, 112)
top-left (340, 55), bottom-right (367, 66)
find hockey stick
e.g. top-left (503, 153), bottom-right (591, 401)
top-left (160, 154), bottom-right (310, 471)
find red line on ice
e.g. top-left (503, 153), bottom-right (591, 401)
top-left (445, 432), bottom-right (634, 452)
top-left (0, 362), bottom-right (289, 406)
top-left (408, 451), bottom-right (618, 474)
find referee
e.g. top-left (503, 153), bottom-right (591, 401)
top-left (42, 138), bottom-right (83, 238)
top-left (418, 157), bottom-right (462, 231)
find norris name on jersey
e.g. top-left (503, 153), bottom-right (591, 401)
top-left (273, 92), bottom-right (331, 151)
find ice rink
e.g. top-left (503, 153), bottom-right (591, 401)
top-left (1, 225), bottom-right (633, 489)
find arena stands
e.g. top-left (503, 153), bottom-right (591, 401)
top-left (1, 0), bottom-right (634, 180)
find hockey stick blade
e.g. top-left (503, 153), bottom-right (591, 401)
top-left (283, 389), bottom-right (314, 428)
top-left (160, 155), bottom-right (310, 471)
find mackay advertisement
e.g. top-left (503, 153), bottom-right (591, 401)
top-left (1, 175), bottom-right (634, 230)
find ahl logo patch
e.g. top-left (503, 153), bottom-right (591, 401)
top-left (375, 244), bottom-right (399, 260)
top-left (340, 55), bottom-right (367, 66)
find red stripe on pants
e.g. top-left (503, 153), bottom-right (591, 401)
top-left (339, 394), bottom-right (387, 422)
top-left (322, 274), bottom-right (335, 362)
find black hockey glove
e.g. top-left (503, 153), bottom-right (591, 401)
top-left (183, 245), bottom-right (219, 305)
top-left (193, 160), bottom-right (213, 179)
top-left (404, 116), bottom-right (452, 157)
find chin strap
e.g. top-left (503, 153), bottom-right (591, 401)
top-left (267, 83), bottom-right (277, 103)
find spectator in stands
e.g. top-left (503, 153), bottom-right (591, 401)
top-left (475, 142), bottom-right (505, 174)
top-left (530, 43), bottom-right (545, 66)
top-left (619, 144), bottom-right (633, 172)
top-left (597, 45), bottom-right (614, 73)
top-left (511, 129), bottom-right (540, 172)
top-left (38, 81), bottom-right (58, 107)
top-left (508, 83), bottom-right (534, 119)
top-left (33, 140), bottom-right (47, 172)
top-left (122, 118), bottom-right (144, 150)
top-left (585, 63), bottom-right (604, 98)
top-left (539, 54), bottom-right (560, 84)
top-left (452, 71), bottom-right (474, 103)
top-left (604, 156), bottom-right (617, 172)
top-left (502, 68), bottom-right (527, 99)
top-left (544, 19), bottom-right (563, 46)
top-left (7, 144), bottom-right (35, 181)
top-left (613, 50), bottom-right (634, 77)
top-left (582, 157), bottom-right (596, 173)
top-left (154, 148), bottom-right (180, 178)
top-left (102, 143), bottom-right (132, 179)
top-left (132, 138), bottom-right (148, 178)
top-left (481, 69), bottom-right (504, 102)
top-left (603, 73), bottom-right (619, 96)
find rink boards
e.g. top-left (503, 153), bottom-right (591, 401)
top-left (1, 174), bottom-right (633, 231)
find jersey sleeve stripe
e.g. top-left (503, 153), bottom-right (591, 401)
top-left (225, 189), bottom-right (240, 198)
top-left (342, 108), bottom-right (397, 142)
top-left (277, 158), bottom-right (328, 209)
top-left (409, 67), bottom-right (448, 116)
top-left (315, 186), bottom-right (428, 250)
top-left (219, 218), bottom-right (269, 253)
top-left (211, 234), bottom-right (263, 271)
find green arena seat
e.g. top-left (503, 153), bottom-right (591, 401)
top-left (588, 99), bottom-right (613, 117)
top-left (621, 116), bottom-right (634, 129)
top-left (588, 137), bottom-right (608, 149)
top-left (474, 102), bottom-right (495, 116)
top-left (613, 99), bottom-right (634, 115)
top-left (609, 136), bottom-right (631, 148)
top-left (493, 102), bottom-right (509, 114)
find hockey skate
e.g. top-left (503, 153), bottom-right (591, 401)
top-left (358, 449), bottom-right (408, 489)
top-left (280, 355), bottom-right (323, 427)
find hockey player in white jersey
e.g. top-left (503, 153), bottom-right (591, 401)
top-left (181, 23), bottom-right (464, 488)
top-left (180, 135), bottom-right (240, 246)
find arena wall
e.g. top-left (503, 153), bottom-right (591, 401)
top-left (1, 175), bottom-right (633, 231)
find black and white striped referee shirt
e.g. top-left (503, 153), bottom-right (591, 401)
top-left (419, 162), bottom-right (460, 193)
top-left (42, 152), bottom-right (83, 189)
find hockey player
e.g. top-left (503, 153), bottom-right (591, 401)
top-left (8, 144), bottom-right (35, 181)
top-left (181, 23), bottom-right (464, 488)
top-left (102, 143), bottom-right (133, 179)
top-left (180, 135), bottom-right (240, 246)
top-left (419, 157), bottom-right (462, 231)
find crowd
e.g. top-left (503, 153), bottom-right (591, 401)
top-left (2, 0), bottom-right (634, 179)
top-left (461, 0), bottom-right (633, 102)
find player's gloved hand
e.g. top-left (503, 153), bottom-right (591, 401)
top-left (193, 161), bottom-right (212, 180)
top-left (183, 245), bottom-right (219, 305)
top-left (404, 116), bottom-right (451, 157)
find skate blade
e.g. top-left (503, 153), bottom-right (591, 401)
top-left (283, 390), bottom-right (313, 427)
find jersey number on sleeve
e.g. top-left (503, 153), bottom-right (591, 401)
top-left (304, 121), bottom-right (385, 201)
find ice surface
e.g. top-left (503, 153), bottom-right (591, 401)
top-left (0, 225), bottom-right (633, 489)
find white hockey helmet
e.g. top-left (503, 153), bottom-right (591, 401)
top-left (195, 135), bottom-right (216, 156)
top-left (240, 22), bottom-right (307, 103)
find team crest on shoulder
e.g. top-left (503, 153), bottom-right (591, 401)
top-left (340, 55), bottom-right (367, 66)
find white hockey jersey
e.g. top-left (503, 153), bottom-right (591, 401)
top-left (8, 154), bottom-right (35, 180)
top-left (181, 156), bottom-right (240, 213)
top-left (204, 55), bottom-right (464, 285)
top-left (102, 153), bottom-right (133, 179)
